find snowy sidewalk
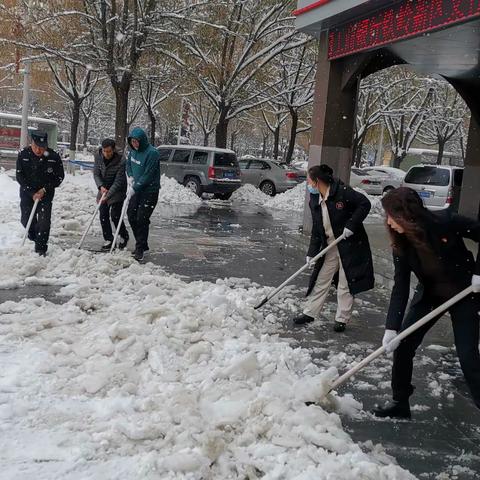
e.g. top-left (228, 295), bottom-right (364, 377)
top-left (1, 171), bottom-right (479, 479)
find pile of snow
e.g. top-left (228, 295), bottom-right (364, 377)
top-left (158, 174), bottom-right (202, 205)
top-left (0, 170), bottom-right (24, 249)
top-left (231, 184), bottom-right (269, 205)
top-left (265, 182), bottom-right (307, 212)
top-left (232, 183), bottom-right (307, 213)
top-left (0, 246), bottom-right (414, 478)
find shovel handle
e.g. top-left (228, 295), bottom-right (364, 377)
top-left (110, 190), bottom-right (132, 253)
top-left (78, 193), bottom-right (107, 249)
top-left (254, 234), bottom-right (346, 310)
top-left (21, 198), bottom-right (40, 246)
top-left (328, 285), bottom-right (474, 393)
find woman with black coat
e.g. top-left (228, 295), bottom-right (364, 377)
top-left (292, 164), bottom-right (375, 332)
top-left (374, 187), bottom-right (480, 418)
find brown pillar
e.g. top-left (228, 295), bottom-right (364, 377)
top-left (303, 31), bottom-right (358, 233)
top-left (459, 117), bottom-right (480, 220)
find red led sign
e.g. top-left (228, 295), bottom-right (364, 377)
top-left (328, 0), bottom-right (480, 60)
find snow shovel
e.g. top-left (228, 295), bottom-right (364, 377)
top-left (21, 198), bottom-right (40, 246)
top-left (254, 233), bottom-right (346, 310)
top-left (77, 192), bottom-right (107, 249)
top-left (110, 188), bottom-right (133, 254)
top-left (322, 285), bottom-right (474, 401)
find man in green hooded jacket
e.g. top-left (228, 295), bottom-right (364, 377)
top-left (126, 127), bottom-right (160, 261)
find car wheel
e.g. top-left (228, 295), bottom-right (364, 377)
top-left (184, 176), bottom-right (203, 197)
top-left (260, 180), bottom-right (276, 196)
top-left (383, 186), bottom-right (394, 194)
top-left (213, 192), bottom-right (233, 200)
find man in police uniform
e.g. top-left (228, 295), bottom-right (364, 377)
top-left (16, 130), bottom-right (65, 255)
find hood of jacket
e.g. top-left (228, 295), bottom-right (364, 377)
top-left (127, 127), bottom-right (149, 153)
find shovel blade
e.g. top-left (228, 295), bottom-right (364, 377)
top-left (254, 297), bottom-right (269, 310)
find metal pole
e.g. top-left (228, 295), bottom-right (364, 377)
top-left (20, 0), bottom-right (33, 149)
top-left (20, 59), bottom-right (31, 149)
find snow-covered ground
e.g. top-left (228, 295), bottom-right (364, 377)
top-left (0, 173), bottom-right (413, 478)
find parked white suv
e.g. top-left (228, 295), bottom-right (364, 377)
top-left (402, 164), bottom-right (464, 211)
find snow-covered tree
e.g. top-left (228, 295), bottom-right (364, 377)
top-left (167, 0), bottom-right (308, 148)
top-left (417, 81), bottom-right (468, 165)
top-left (48, 60), bottom-right (98, 159)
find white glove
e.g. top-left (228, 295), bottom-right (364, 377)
top-left (306, 256), bottom-right (315, 268)
top-left (343, 227), bottom-right (354, 238)
top-left (472, 274), bottom-right (480, 293)
top-left (382, 329), bottom-right (400, 353)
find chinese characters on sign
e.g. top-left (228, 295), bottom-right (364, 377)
top-left (328, 0), bottom-right (480, 60)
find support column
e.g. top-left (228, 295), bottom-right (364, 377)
top-left (303, 30), bottom-right (358, 233)
top-left (459, 116), bottom-right (480, 220)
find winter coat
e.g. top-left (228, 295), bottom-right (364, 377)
top-left (16, 147), bottom-right (64, 200)
top-left (126, 127), bottom-right (160, 194)
top-left (93, 149), bottom-right (127, 205)
top-left (307, 179), bottom-right (374, 297)
top-left (386, 210), bottom-right (480, 331)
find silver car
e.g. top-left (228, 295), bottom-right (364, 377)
top-left (239, 158), bottom-right (306, 196)
top-left (158, 145), bottom-right (242, 199)
top-left (350, 168), bottom-right (387, 195)
top-left (361, 166), bottom-right (405, 194)
top-left (402, 164), bottom-right (464, 211)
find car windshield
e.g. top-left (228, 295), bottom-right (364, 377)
top-left (214, 152), bottom-right (238, 167)
top-left (404, 166), bottom-right (450, 186)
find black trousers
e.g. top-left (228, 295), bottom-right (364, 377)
top-left (127, 190), bottom-right (158, 251)
top-left (392, 293), bottom-right (480, 409)
top-left (20, 191), bottom-right (53, 253)
top-left (99, 202), bottom-right (129, 242)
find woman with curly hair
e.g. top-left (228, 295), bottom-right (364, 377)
top-left (374, 187), bottom-right (480, 418)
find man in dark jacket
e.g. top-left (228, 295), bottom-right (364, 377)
top-left (293, 164), bottom-right (375, 332)
top-left (126, 127), bottom-right (160, 261)
top-left (16, 130), bottom-right (64, 255)
top-left (93, 138), bottom-right (129, 250)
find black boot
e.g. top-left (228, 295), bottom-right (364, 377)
top-left (118, 236), bottom-right (128, 250)
top-left (293, 314), bottom-right (314, 325)
top-left (333, 321), bottom-right (346, 332)
top-left (133, 248), bottom-right (144, 262)
top-left (372, 400), bottom-right (411, 419)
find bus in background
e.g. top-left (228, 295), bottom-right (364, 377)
top-left (0, 112), bottom-right (58, 169)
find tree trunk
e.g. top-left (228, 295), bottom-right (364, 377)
top-left (261, 134), bottom-right (268, 157)
top-left (147, 107), bottom-right (156, 145)
top-left (272, 125), bottom-right (280, 159)
top-left (285, 110), bottom-right (298, 164)
top-left (215, 110), bottom-right (229, 148)
top-left (113, 79), bottom-right (131, 152)
top-left (436, 140), bottom-right (445, 165)
top-left (392, 153), bottom-right (406, 169)
top-left (203, 131), bottom-right (209, 147)
top-left (69, 102), bottom-right (81, 159)
top-left (230, 131), bottom-right (236, 151)
top-left (83, 113), bottom-right (89, 148)
top-left (354, 137), bottom-right (365, 167)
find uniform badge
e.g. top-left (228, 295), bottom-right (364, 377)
top-left (336, 201), bottom-right (344, 210)
top-left (47, 167), bottom-right (53, 173)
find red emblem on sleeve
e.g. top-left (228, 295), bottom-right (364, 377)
top-left (336, 202), bottom-right (344, 210)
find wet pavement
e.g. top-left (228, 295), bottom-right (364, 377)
top-left (3, 199), bottom-right (480, 478)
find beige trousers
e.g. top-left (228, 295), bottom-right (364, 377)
top-left (303, 246), bottom-right (354, 324)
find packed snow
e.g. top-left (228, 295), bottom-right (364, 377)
top-left (158, 175), bottom-right (202, 205)
top-left (0, 171), bottom-right (415, 478)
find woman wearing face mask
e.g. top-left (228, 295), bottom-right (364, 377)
top-left (374, 187), bottom-right (480, 418)
top-left (293, 164), bottom-right (375, 332)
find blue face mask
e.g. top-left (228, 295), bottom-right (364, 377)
top-left (307, 185), bottom-right (319, 195)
